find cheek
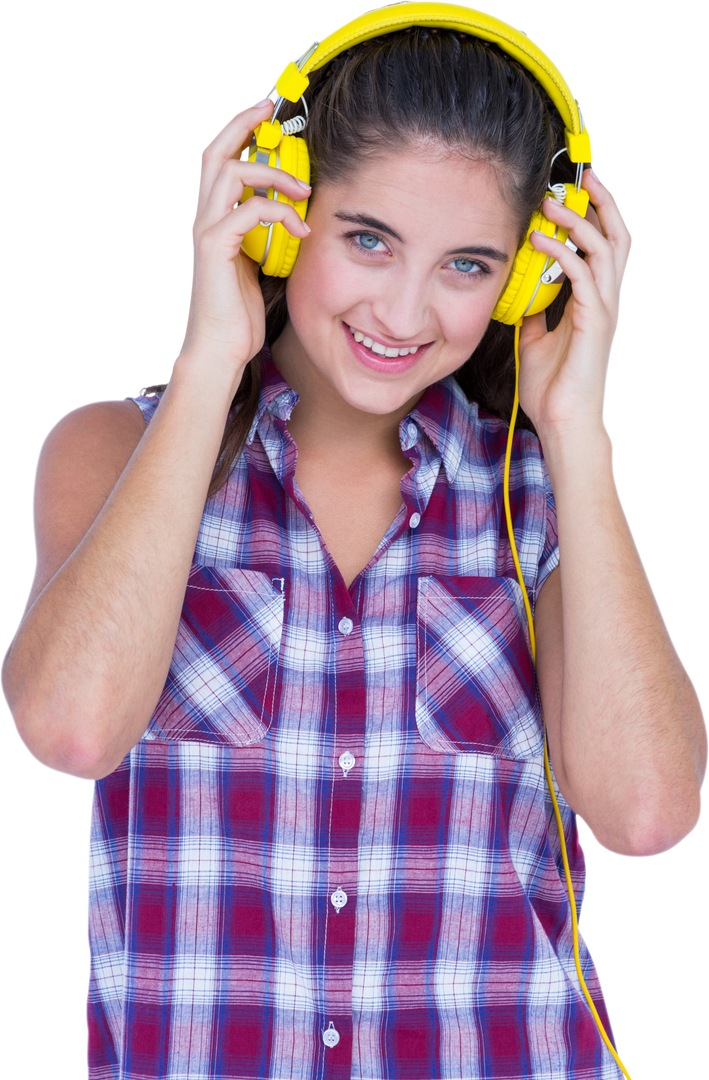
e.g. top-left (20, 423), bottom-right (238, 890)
top-left (440, 295), bottom-right (497, 355)
top-left (286, 244), bottom-right (353, 327)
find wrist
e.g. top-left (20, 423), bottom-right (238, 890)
top-left (171, 348), bottom-right (251, 402)
top-left (536, 421), bottom-right (613, 487)
top-left (536, 415), bottom-right (610, 456)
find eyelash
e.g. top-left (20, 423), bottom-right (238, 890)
top-left (344, 231), bottom-right (492, 280)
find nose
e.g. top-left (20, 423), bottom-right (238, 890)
top-left (368, 267), bottom-right (432, 343)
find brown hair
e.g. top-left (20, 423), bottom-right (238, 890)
top-left (149, 27), bottom-right (574, 497)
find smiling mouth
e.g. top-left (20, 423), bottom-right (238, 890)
top-left (346, 324), bottom-right (422, 358)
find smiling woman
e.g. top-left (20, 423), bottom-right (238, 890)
top-left (2, 5), bottom-right (705, 1080)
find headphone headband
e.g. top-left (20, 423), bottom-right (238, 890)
top-left (276, 2), bottom-right (590, 162)
top-left (245, 2), bottom-right (592, 295)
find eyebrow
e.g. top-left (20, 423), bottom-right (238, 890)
top-left (333, 211), bottom-right (509, 263)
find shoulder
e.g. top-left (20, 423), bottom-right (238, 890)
top-left (35, 397), bottom-right (148, 481)
top-left (38, 396), bottom-right (149, 504)
top-left (44, 395), bottom-right (146, 436)
top-left (29, 399), bottom-right (148, 609)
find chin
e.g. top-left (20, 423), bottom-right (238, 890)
top-left (332, 375), bottom-right (421, 416)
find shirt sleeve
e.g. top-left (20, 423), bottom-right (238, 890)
top-left (127, 391), bottom-right (163, 427)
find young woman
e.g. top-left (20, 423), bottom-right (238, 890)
top-left (3, 5), bottom-right (705, 1079)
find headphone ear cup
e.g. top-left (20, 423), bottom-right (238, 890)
top-left (264, 135), bottom-right (310, 277)
top-left (240, 135), bottom-right (310, 278)
top-left (492, 206), bottom-right (569, 325)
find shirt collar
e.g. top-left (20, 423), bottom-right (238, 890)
top-left (246, 346), bottom-right (299, 444)
top-left (248, 347), bottom-right (473, 483)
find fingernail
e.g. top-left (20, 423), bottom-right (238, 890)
top-left (252, 97), bottom-right (271, 108)
top-left (302, 222), bottom-right (311, 233)
top-left (295, 178), bottom-right (311, 190)
top-left (590, 169), bottom-right (600, 182)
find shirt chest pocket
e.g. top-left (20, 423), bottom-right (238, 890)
top-left (415, 575), bottom-right (543, 760)
top-left (143, 566), bottom-right (285, 746)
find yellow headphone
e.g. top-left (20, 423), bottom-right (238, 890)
top-left (241, 4), bottom-right (635, 1075)
top-left (240, 1), bottom-right (592, 325)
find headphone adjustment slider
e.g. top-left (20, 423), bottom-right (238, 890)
top-left (540, 237), bottom-right (578, 285)
top-left (276, 62), bottom-right (310, 103)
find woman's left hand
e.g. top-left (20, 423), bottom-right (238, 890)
top-left (517, 170), bottom-right (631, 438)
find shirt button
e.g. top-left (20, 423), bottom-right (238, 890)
top-left (331, 886), bottom-right (348, 912)
top-left (409, 512), bottom-right (421, 529)
top-left (338, 751), bottom-right (355, 777)
top-left (338, 616), bottom-right (354, 636)
top-left (323, 1022), bottom-right (340, 1048)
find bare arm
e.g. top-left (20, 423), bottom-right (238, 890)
top-left (3, 378), bottom-right (236, 779)
top-left (526, 173), bottom-right (705, 856)
top-left (535, 510), bottom-right (705, 858)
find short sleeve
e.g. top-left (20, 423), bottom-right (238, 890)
top-left (128, 391), bottom-right (163, 427)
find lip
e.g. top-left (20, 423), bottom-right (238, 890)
top-left (342, 321), bottom-right (432, 375)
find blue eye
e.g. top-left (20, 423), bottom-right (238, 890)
top-left (453, 257), bottom-right (477, 273)
top-left (358, 233), bottom-right (380, 250)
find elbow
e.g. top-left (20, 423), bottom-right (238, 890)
top-left (619, 713), bottom-right (708, 856)
top-left (7, 689), bottom-right (130, 781)
top-left (590, 789), bottom-right (702, 857)
top-left (13, 730), bottom-right (102, 781)
top-left (629, 795), bottom-right (702, 856)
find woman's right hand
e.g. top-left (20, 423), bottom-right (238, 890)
top-left (180, 100), bottom-right (311, 389)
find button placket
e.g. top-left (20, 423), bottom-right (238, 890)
top-left (320, 595), bottom-right (362, 1068)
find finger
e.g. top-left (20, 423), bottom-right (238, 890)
top-left (581, 170), bottom-right (632, 281)
top-left (543, 179), bottom-right (630, 291)
top-left (198, 160), bottom-right (311, 234)
top-left (195, 101), bottom-right (275, 210)
top-left (204, 100), bottom-right (274, 166)
top-left (540, 197), bottom-right (617, 311)
top-left (585, 202), bottom-right (601, 234)
top-left (530, 230), bottom-right (603, 320)
top-left (541, 197), bottom-right (611, 262)
top-left (199, 196), bottom-right (311, 260)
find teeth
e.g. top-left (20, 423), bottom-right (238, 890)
top-left (348, 324), bottom-right (421, 359)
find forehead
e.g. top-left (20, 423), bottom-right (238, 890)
top-left (311, 145), bottom-right (520, 246)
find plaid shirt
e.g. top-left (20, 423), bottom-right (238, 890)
top-left (88, 354), bottom-right (621, 1079)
